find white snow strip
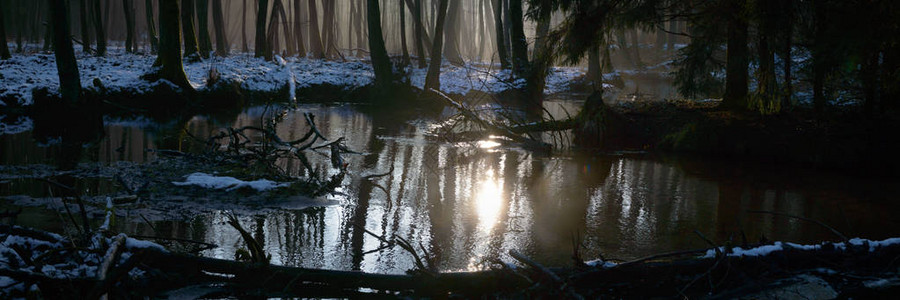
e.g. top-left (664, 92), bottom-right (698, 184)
top-left (1, 48), bottom-right (586, 106)
top-left (702, 237), bottom-right (900, 258)
top-left (584, 259), bottom-right (618, 268)
top-left (171, 172), bottom-right (289, 191)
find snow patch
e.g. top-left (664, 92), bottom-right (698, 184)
top-left (171, 172), bottom-right (289, 191)
top-left (702, 237), bottom-right (900, 258)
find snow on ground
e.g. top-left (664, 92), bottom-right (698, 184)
top-left (701, 237), bottom-right (900, 258)
top-left (0, 47), bottom-right (585, 106)
top-left (171, 172), bottom-right (289, 191)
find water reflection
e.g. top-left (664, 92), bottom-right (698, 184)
top-left (3, 103), bottom-right (899, 274)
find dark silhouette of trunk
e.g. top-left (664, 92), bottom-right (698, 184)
top-left (242, 0), bottom-right (249, 52)
top-left (355, 0), bottom-right (364, 57)
top-left (43, 5), bottom-right (53, 52)
top-left (123, 0), bottom-right (136, 53)
top-left (293, 0), bottom-right (304, 56)
top-left (502, 0), bottom-right (511, 61)
top-left (156, 0), bottom-right (193, 91)
top-left (266, 0), bottom-right (281, 56)
top-left (532, 0), bottom-right (550, 61)
top-left (15, 1), bottom-right (24, 52)
top-left (50, 0), bottom-right (82, 104)
top-left (508, 0), bottom-right (529, 77)
top-left (602, 40), bottom-right (614, 72)
top-left (367, 0), bottom-right (394, 89)
top-left (255, 0), bottom-right (269, 59)
top-left (424, 0), bottom-right (450, 91)
top-left (755, 0), bottom-right (775, 112)
top-left (272, 0), bottom-right (294, 56)
top-left (145, 0), bottom-right (158, 54)
top-left (413, 0), bottom-right (427, 67)
top-left (491, 0), bottom-right (509, 69)
top-left (181, 0), bottom-right (200, 59)
top-left (212, 0), bottom-right (228, 56)
top-left (779, 2), bottom-right (793, 110)
top-left (442, 0), bottom-right (463, 65)
top-left (323, 0), bottom-right (337, 57)
top-left (587, 45), bottom-right (602, 90)
top-left (195, 0), bottom-right (211, 57)
top-left (399, 0), bottom-right (410, 66)
top-left (92, 0), bottom-right (106, 56)
top-left (0, 3), bottom-right (10, 59)
top-left (667, 19), bottom-right (676, 52)
top-left (79, 0), bottom-right (92, 54)
top-left (722, 0), bottom-right (748, 110)
top-left (307, 0), bottom-right (324, 58)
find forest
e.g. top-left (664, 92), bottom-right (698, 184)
top-left (1, 0), bottom-right (899, 298)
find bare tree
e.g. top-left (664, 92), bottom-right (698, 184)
top-left (123, 0), bottom-right (136, 53)
top-left (79, 0), bottom-right (93, 54)
top-left (155, 0), bottom-right (193, 91)
top-left (255, 0), bottom-right (269, 59)
top-left (412, 0), bottom-right (427, 67)
top-left (146, 0), bottom-right (159, 54)
top-left (242, 0), bottom-right (249, 52)
top-left (182, 0), bottom-right (200, 59)
top-left (196, 0), bottom-right (212, 57)
top-left (212, 0), bottom-right (228, 56)
top-left (294, 0), bottom-right (305, 56)
top-left (0, 2), bottom-right (10, 59)
top-left (367, 0), bottom-right (394, 90)
top-left (50, 0), bottom-right (81, 103)
top-left (307, 0), bottom-right (324, 58)
top-left (508, 0), bottom-right (529, 76)
top-left (442, 0), bottom-right (463, 65)
top-left (92, 0), bottom-right (106, 56)
top-left (399, 0), bottom-right (410, 66)
top-left (424, 0), bottom-right (450, 91)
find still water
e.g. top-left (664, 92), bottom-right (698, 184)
top-left (2, 99), bottom-right (898, 274)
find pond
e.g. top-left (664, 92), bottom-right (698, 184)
top-left (2, 96), bottom-right (899, 275)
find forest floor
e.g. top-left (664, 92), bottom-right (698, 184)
top-left (0, 46), bottom-right (584, 107)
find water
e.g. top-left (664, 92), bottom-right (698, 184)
top-left (2, 98), bottom-right (898, 275)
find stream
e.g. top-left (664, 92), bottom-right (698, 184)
top-left (2, 88), bottom-right (899, 275)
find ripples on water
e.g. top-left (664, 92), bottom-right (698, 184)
top-left (2, 100), bottom-right (898, 274)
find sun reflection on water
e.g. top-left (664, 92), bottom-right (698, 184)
top-left (475, 170), bottom-right (503, 234)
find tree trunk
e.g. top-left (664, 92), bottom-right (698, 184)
top-left (532, 0), bottom-right (550, 62)
top-left (212, 0), bottom-right (228, 56)
top-left (43, 3), bottom-right (53, 53)
top-left (156, 0), bottom-right (193, 91)
top-left (181, 0), bottom-right (200, 59)
top-left (756, 0), bottom-right (778, 114)
top-left (255, 0), bottom-right (269, 59)
top-left (367, 0), bottom-right (394, 89)
top-left (424, 0), bottom-right (450, 91)
top-left (273, 0), bottom-right (294, 56)
top-left (266, 0), bottom-right (280, 56)
top-left (502, 0), bottom-right (511, 62)
top-left (721, 0), bottom-right (748, 111)
top-left (324, 0), bottom-right (337, 57)
top-left (355, 0), bottom-right (364, 57)
top-left (508, 0), bottom-right (529, 77)
top-left (15, 1), bottom-right (24, 52)
top-left (307, 0), bottom-right (324, 58)
top-left (399, 0), bottom-right (410, 67)
top-left (780, 4), bottom-right (792, 110)
top-left (0, 2), bottom-right (10, 59)
top-left (491, 0), bottom-right (509, 69)
top-left (50, 0), bottom-right (82, 103)
top-left (79, 0), bottom-right (92, 54)
top-left (667, 18), bottom-right (676, 52)
top-left (123, 0), bottom-right (136, 53)
top-left (587, 45), bottom-right (602, 91)
top-left (242, 0), bottom-right (248, 52)
top-left (413, 0), bottom-right (427, 67)
top-left (145, 0), bottom-right (158, 54)
top-left (92, 0), bottom-right (106, 56)
top-left (442, 0), bottom-right (463, 65)
top-left (812, 2), bottom-right (826, 114)
top-left (195, 0), bottom-right (211, 57)
top-left (294, 0), bottom-right (304, 56)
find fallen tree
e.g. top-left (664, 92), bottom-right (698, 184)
top-left (2, 224), bottom-right (898, 298)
